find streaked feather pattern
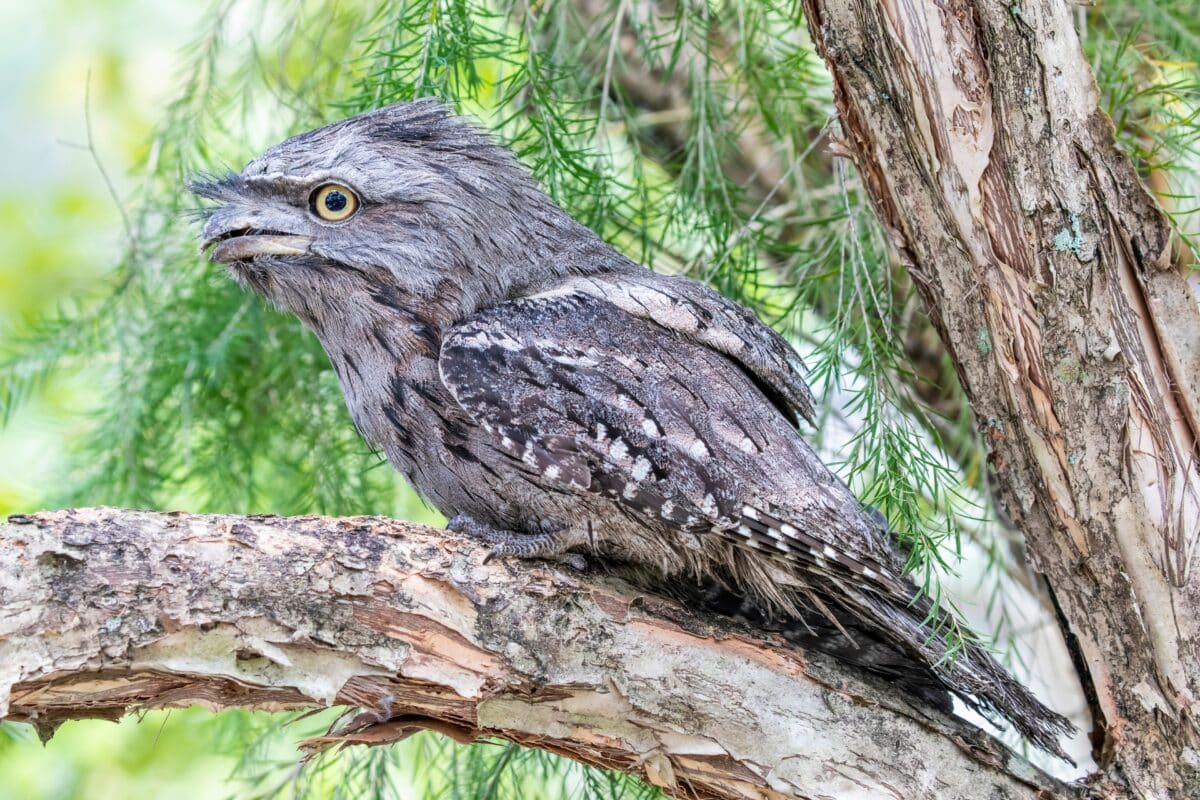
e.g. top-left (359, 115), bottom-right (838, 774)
top-left (441, 282), bottom-right (1073, 757)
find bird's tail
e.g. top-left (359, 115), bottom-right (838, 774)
top-left (677, 574), bottom-right (1075, 761)
top-left (855, 586), bottom-right (1076, 760)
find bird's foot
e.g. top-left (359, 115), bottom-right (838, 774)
top-left (447, 514), bottom-right (587, 569)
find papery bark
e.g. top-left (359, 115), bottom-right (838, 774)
top-left (797, 1), bottom-right (1200, 795)
top-left (0, 508), bottom-right (1069, 800)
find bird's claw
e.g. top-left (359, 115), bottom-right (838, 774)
top-left (448, 514), bottom-right (582, 565)
top-left (483, 544), bottom-right (587, 572)
top-left (448, 513), bottom-right (507, 544)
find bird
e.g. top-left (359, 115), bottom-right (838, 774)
top-left (192, 98), bottom-right (1074, 758)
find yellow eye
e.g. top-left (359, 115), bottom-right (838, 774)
top-left (310, 183), bottom-right (359, 221)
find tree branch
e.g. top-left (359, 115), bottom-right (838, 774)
top-left (0, 508), bottom-right (1068, 799)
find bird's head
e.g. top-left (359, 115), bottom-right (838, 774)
top-left (191, 99), bottom-right (608, 329)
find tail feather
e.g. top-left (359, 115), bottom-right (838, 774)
top-left (688, 579), bottom-right (958, 714)
top-left (741, 502), bottom-right (1077, 758)
top-left (658, 570), bottom-right (1075, 760)
top-left (842, 586), bottom-right (1076, 760)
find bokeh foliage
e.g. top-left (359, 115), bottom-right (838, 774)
top-left (0, 0), bottom-right (1197, 797)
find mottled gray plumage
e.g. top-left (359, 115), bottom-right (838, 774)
top-left (192, 99), bottom-right (1072, 756)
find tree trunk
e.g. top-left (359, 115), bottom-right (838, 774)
top-left (0, 508), bottom-right (1071, 800)
top-left (798, 1), bottom-right (1200, 796)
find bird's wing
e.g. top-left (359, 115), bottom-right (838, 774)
top-left (546, 273), bottom-right (816, 426)
top-left (440, 284), bottom-right (1076, 760)
top-left (439, 284), bottom-right (901, 586)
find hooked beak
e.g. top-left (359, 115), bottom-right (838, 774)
top-left (200, 211), bottom-right (313, 264)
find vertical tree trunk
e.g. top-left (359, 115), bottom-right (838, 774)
top-left (799, 1), bottom-right (1200, 796)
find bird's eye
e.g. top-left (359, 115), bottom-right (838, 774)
top-left (310, 183), bottom-right (359, 222)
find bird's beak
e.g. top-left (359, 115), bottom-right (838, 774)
top-left (207, 233), bottom-right (312, 263)
top-left (200, 211), bottom-right (313, 263)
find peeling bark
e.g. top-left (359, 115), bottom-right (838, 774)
top-left (798, 1), bottom-right (1200, 796)
top-left (0, 508), bottom-right (1071, 799)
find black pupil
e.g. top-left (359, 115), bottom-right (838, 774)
top-left (323, 190), bottom-right (348, 212)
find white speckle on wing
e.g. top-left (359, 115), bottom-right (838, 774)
top-left (458, 331), bottom-right (490, 347)
top-left (687, 438), bottom-right (709, 460)
top-left (544, 464), bottom-right (561, 480)
top-left (705, 327), bottom-right (743, 352)
top-left (701, 494), bottom-right (717, 516)
top-left (631, 456), bottom-right (652, 481)
top-left (641, 417), bottom-right (662, 438)
top-left (609, 438), bottom-right (629, 461)
top-left (742, 506), bottom-right (760, 520)
top-left (528, 283), bottom-right (580, 300)
top-left (492, 334), bottom-right (523, 351)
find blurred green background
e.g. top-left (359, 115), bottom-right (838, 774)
top-left (0, 0), bottom-right (197, 515)
top-left (0, 2), bottom-right (254, 797)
